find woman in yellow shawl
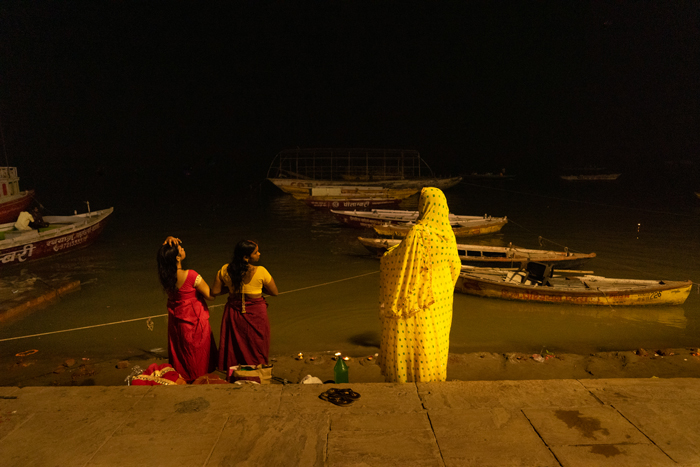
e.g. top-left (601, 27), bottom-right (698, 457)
top-left (377, 187), bottom-right (462, 382)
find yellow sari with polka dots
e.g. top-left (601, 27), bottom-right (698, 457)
top-left (377, 187), bottom-right (462, 382)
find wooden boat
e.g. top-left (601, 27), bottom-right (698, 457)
top-left (290, 186), bottom-right (419, 210)
top-left (331, 208), bottom-right (504, 228)
top-left (0, 167), bottom-right (34, 223)
top-left (287, 185), bottom-right (420, 201)
top-left (266, 148), bottom-right (462, 193)
top-left (0, 207), bottom-right (113, 267)
top-left (373, 215), bottom-right (507, 238)
top-left (358, 237), bottom-right (596, 269)
top-left (455, 263), bottom-right (692, 306)
top-left (304, 197), bottom-right (404, 210)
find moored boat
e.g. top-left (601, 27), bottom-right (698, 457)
top-left (455, 263), bottom-right (692, 306)
top-left (358, 237), bottom-right (596, 269)
top-left (0, 207), bottom-right (113, 267)
top-left (372, 215), bottom-right (507, 238)
top-left (0, 167), bottom-right (34, 223)
top-left (304, 197), bottom-right (403, 210)
top-left (266, 148), bottom-right (462, 193)
top-left (288, 185), bottom-right (420, 201)
top-left (331, 208), bottom-right (504, 229)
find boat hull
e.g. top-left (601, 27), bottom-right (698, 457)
top-left (373, 218), bottom-right (507, 238)
top-left (455, 273), bottom-right (692, 306)
top-left (0, 190), bottom-right (34, 223)
top-left (269, 176), bottom-right (463, 194)
top-left (0, 208), bottom-right (113, 267)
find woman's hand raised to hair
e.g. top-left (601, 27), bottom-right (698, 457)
top-left (163, 236), bottom-right (181, 246)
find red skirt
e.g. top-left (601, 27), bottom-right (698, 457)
top-left (218, 296), bottom-right (270, 371)
top-left (167, 299), bottom-right (217, 383)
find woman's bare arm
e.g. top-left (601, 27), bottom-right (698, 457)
top-left (211, 270), bottom-right (223, 296)
top-left (264, 277), bottom-right (279, 296)
top-left (196, 276), bottom-right (215, 301)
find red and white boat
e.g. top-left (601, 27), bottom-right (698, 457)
top-left (0, 206), bottom-right (113, 267)
top-left (0, 167), bottom-right (34, 223)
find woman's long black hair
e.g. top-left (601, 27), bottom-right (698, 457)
top-left (157, 243), bottom-right (179, 293)
top-left (226, 240), bottom-right (258, 292)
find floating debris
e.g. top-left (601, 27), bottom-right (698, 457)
top-left (15, 349), bottom-right (38, 357)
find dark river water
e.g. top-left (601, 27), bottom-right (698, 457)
top-left (1, 166), bottom-right (699, 366)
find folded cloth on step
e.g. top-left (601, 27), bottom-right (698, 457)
top-left (131, 363), bottom-right (186, 386)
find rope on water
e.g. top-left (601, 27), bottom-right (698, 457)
top-left (0, 270), bottom-right (380, 342)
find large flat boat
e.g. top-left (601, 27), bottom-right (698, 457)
top-left (266, 148), bottom-right (462, 193)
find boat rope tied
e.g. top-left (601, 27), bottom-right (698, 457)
top-left (0, 270), bottom-right (380, 342)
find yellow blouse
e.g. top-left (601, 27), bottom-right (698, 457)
top-left (219, 264), bottom-right (272, 294)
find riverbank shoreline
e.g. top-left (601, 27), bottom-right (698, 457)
top-left (3, 347), bottom-right (699, 387)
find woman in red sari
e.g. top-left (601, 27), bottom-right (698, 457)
top-left (157, 236), bottom-right (217, 382)
top-left (212, 240), bottom-right (278, 371)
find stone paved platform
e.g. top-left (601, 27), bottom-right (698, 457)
top-left (1, 378), bottom-right (699, 466)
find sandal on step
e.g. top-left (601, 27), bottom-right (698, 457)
top-left (319, 390), bottom-right (354, 406)
top-left (327, 388), bottom-right (361, 400)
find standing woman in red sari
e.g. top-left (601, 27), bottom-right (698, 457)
top-left (157, 236), bottom-right (218, 382)
top-left (213, 240), bottom-right (278, 371)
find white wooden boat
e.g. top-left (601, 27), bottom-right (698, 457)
top-left (0, 207), bottom-right (113, 267)
top-left (0, 167), bottom-right (34, 223)
top-left (455, 263), bottom-right (692, 306)
top-left (358, 237), bottom-right (596, 269)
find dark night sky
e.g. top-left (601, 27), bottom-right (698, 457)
top-left (0, 2), bottom-right (698, 183)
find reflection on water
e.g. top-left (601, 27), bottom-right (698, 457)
top-left (0, 176), bottom-right (698, 361)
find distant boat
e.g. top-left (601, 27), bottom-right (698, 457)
top-left (0, 167), bottom-right (34, 223)
top-left (560, 167), bottom-right (621, 181)
top-left (358, 237), bottom-right (596, 269)
top-left (455, 263), bottom-right (692, 306)
top-left (462, 169), bottom-right (515, 180)
top-left (266, 148), bottom-right (462, 193)
top-left (0, 207), bottom-right (113, 267)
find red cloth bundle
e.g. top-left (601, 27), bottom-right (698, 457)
top-left (131, 363), bottom-right (186, 386)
